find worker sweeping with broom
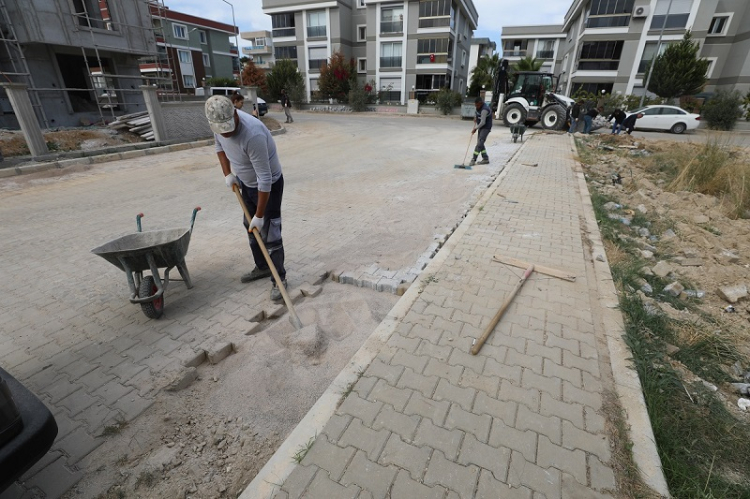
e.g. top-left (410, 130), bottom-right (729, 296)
top-left (205, 95), bottom-right (288, 301)
top-left (470, 96), bottom-right (492, 166)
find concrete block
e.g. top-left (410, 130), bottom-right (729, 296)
top-left (651, 261), bottom-right (672, 278)
top-left (90, 153), bottom-right (122, 164)
top-left (166, 367), bottom-right (199, 391)
top-left (663, 282), bottom-right (684, 297)
top-left (207, 342), bottom-right (235, 364)
top-left (18, 163), bottom-right (55, 174)
top-left (289, 288), bottom-right (305, 304)
top-left (179, 349), bottom-right (206, 368)
top-left (146, 146), bottom-right (171, 155)
top-left (299, 283), bottom-right (322, 297)
top-left (359, 274), bottom-right (378, 289)
top-left (0, 167), bottom-right (17, 178)
top-left (340, 271), bottom-right (357, 285)
top-left (266, 303), bottom-right (286, 319)
top-left (717, 284), bottom-right (748, 304)
top-left (396, 282), bottom-right (411, 296)
top-left (168, 143), bottom-right (193, 152)
top-left (245, 321), bottom-right (263, 335)
top-left (57, 157), bottom-right (92, 168)
top-left (330, 270), bottom-right (343, 283)
top-left (377, 278), bottom-right (399, 294)
top-left (119, 149), bottom-right (148, 160)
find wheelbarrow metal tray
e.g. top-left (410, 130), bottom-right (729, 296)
top-left (91, 227), bottom-right (192, 272)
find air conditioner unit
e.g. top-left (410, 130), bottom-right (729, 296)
top-left (633, 5), bottom-right (649, 18)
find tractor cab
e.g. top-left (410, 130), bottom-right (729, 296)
top-left (508, 72), bottom-right (557, 107)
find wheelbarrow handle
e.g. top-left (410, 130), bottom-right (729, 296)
top-left (190, 206), bottom-right (202, 233)
top-left (136, 213), bottom-right (145, 232)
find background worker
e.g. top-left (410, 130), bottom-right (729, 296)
top-left (622, 112), bottom-right (644, 135)
top-left (568, 100), bottom-right (584, 133)
top-left (470, 96), bottom-right (492, 166)
top-left (608, 108), bottom-right (626, 134)
top-left (280, 89), bottom-right (293, 123)
top-left (583, 106), bottom-right (603, 134)
top-left (204, 95), bottom-right (288, 301)
top-left (230, 92), bottom-right (259, 118)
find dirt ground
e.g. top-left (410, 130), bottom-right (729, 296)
top-left (579, 132), bottom-right (750, 410)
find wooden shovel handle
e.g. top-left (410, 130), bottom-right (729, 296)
top-left (471, 264), bottom-right (534, 355)
top-left (232, 184), bottom-right (303, 329)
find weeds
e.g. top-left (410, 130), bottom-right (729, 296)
top-left (292, 434), bottom-right (316, 464)
top-left (134, 470), bottom-right (156, 489)
top-left (101, 420), bottom-right (128, 436)
top-left (338, 368), bottom-right (365, 405)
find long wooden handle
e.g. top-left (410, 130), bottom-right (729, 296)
top-left (232, 185), bottom-right (303, 329)
top-left (471, 264), bottom-right (534, 355)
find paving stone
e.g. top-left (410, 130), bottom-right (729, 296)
top-left (504, 348), bottom-right (543, 374)
top-left (322, 413), bottom-right (353, 443)
top-left (561, 420), bottom-right (611, 462)
top-left (525, 341), bottom-right (562, 365)
top-left (483, 357), bottom-right (522, 383)
top-left (352, 376), bottom-right (378, 399)
top-left (508, 450), bottom-right (561, 499)
top-left (389, 349), bottom-right (429, 374)
top-left (414, 419), bottom-right (464, 461)
top-left (562, 472), bottom-right (614, 499)
top-left (111, 392), bottom-right (154, 422)
top-left (423, 357), bottom-right (463, 384)
top-left (379, 434), bottom-right (432, 481)
top-left (522, 368), bottom-right (562, 398)
top-left (165, 367), bottom-right (199, 392)
top-left (280, 463), bottom-right (317, 498)
top-left (458, 433), bottom-right (511, 482)
top-left (302, 435), bottom-right (356, 481)
top-left (44, 376), bottom-right (82, 404)
top-left (459, 368), bottom-right (500, 396)
top-left (584, 407), bottom-right (606, 435)
top-left (489, 419), bottom-right (537, 463)
top-left (476, 469), bottom-right (532, 499)
top-left (473, 391), bottom-right (517, 426)
top-left (434, 378), bottom-right (476, 412)
top-left (365, 359), bottom-right (403, 385)
top-left (540, 392), bottom-right (584, 429)
top-left (423, 450), bottom-right (479, 499)
top-left (544, 359), bottom-right (582, 388)
top-left (537, 436), bottom-right (587, 485)
top-left (372, 404), bottom-right (420, 440)
top-left (57, 387), bottom-right (100, 416)
top-left (24, 456), bottom-right (83, 498)
top-left (415, 339), bottom-right (452, 360)
top-left (396, 367), bottom-right (439, 397)
top-left (562, 381), bottom-right (602, 411)
top-left (390, 469), bottom-right (446, 499)
top-left (545, 333), bottom-right (579, 356)
top-left (77, 403), bottom-right (123, 434)
top-left (588, 455), bottom-right (617, 492)
top-left (340, 450), bottom-right (397, 499)
top-left (445, 404), bottom-right (492, 443)
top-left (562, 351), bottom-right (601, 378)
top-left (92, 380), bottom-right (134, 405)
top-left (338, 418), bottom-right (390, 461)
top-left (305, 470), bottom-right (360, 499)
top-left (338, 392), bottom-right (384, 426)
top-left (386, 333), bottom-right (421, 354)
top-left (499, 380), bottom-right (540, 412)
top-left (448, 347), bottom-right (487, 375)
top-left (53, 426), bottom-right (103, 465)
top-left (404, 391), bottom-right (450, 426)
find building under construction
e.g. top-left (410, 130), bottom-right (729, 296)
top-left (0, 0), bottom-right (182, 129)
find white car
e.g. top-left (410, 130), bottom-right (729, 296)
top-left (626, 105), bottom-right (701, 134)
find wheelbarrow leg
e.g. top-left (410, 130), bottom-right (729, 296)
top-left (118, 257), bottom-right (139, 302)
top-left (175, 260), bottom-right (193, 289)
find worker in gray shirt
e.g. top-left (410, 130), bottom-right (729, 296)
top-left (205, 95), bottom-right (287, 301)
top-left (470, 96), bottom-right (492, 166)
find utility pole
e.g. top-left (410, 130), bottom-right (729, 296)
top-left (640, 0), bottom-right (673, 107)
top-left (220, 0), bottom-right (242, 86)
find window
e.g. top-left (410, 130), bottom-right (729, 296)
top-left (659, 107), bottom-right (686, 115)
top-left (586, 0), bottom-right (634, 28)
top-left (255, 37), bottom-right (266, 47)
top-left (358, 0), bottom-right (366, 7)
top-left (357, 25), bottom-right (367, 42)
top-left (178, 49), bottom-right (191, 63)
top-left (380, 41), bottom-right (402, 68)
top-left (536, 40), bottom-right (555, 59)
top-left (274, 45), bottom-right (298, 62)
top-left (71, 0), bottom-right (116, 30)
top-left (503, 39), bottom-right (528, 57)
top-left (417, 38), bottom-right (452, 64)
top-left (183, 75), bottom-right (196, 88)
top-left (358, 58), bottom-right (367, 73)
top-left (173, 23), bottom-right (187, 39)
top-left (308, 46), bottom-right (327, 71)
top-left (650, 0), bottom-right (692, 30)
top-left (307, 10), bottom-right (327, 38)
top-left (416, 74), bottom-right (449, 90)
top-left (380, 77), bottom-right (401, 102)
top-left (199, 30), bottom-right (207, 44)
top-left (461, 50), bottom-right (466, 67)
top-left (203, 53), bottom-right (210, 67)
top-left (577, 40), bottom-right (623, 70)
top-left (419, 0), bottom-right (453, 28)
top-left (272, 13), bottom-right (295, 37)
top-left (637, 41), bottom-right (672, 73)
top-left (381, 5), bottom-right (404, 34)
top-left (572, 82), bottom-right (613, 95)
top-left (708, 16), bottom-right (728, 35)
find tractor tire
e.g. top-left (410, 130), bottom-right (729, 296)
top-left (541, 105), bottom-right (567, 130)
top-left (503, 103), bottom-right (527, 127)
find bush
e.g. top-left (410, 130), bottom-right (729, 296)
top-left (743, 90), bottom-right (750, 121)
top-left (349, 81), bottom-right (373, 112)
top-left (435, 88), bottom-right (462, 115)
top-left (205, 77), bottom-right (236, 87)
top-left (701, 89), bottom-right (743, 130)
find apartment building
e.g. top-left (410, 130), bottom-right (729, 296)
top-left (500, 25), bottom-right (566, 76)
top-left (467, 37), bottom-right (496, 80)
top-left (501, 0), bottom-right (750, 98)
top-left (145, 5), bottom-right (239, 94)
top-left (241, 30), bottom-right (275, 70)
top-left (261, 0), bottom-right (480, 103)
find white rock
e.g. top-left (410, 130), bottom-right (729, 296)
top-left (738, 398), bottom-right (750, 411)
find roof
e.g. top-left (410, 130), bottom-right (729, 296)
top-left (148, 3), bottom-right (238, 35)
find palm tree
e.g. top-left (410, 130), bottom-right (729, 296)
top-left (511, 56), bottom-right (544, 73)
top-left (469, 53), bottom-right (501, 96)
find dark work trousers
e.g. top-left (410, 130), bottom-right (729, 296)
top-left (240, 175), bottom-right (286, 281)
top-left (473, 128), bottom-right (491, 159)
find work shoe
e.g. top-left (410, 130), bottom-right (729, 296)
top-left (468, 159), bottom-right (476, 166)
top-left (478, 158), bottom-right (490, 165)
top-left (271, 279), bottom-right (288, 301)
top-left (240, 267), bottom-right (272, 283)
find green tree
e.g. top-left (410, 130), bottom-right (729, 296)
top-left (511, 56), bottom-right (544, 73)
top-left (266, 59), bottom-right (304, 102)
top-left (644, 31), bottom-right (709, 103)
top-left (701, 90), bottom-right (743, 130)
top-left (318, 51), bottom-right (354, 100)
top-left (241, 60), bottom-right (268, 95)
top-left (468, 54), bottom-right (500, 96)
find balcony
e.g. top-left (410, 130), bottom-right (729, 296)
top-left (536, 50), bottom-right (554, 59)
top-left (307, 25), bottom-right (326, 38)
top-left (272, 27), bottom-right (295, 38)
top-left (504, 49), bottom-right (527, 58)
top-left (243, 45), bottom-right (272, 56)
top-left (380, 56), bottom-right (402, 68)
top-left (380, 21), bottom-right (403, 34)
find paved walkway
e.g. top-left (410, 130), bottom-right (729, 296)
top-left (252, 133), bottom-right (662, 499)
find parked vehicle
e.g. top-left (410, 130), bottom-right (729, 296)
top-left (256, 97), bottom-right (268, 116)
top-left (626, 105), bottom-right (701, 134)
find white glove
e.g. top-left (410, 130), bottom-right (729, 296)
top-left (249, 216), bottom-right (264, 232)
top-left (225, 173), bottom-right (239, 189)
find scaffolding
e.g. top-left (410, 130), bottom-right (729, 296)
top-left (0, 0), bottom-right (183, 128)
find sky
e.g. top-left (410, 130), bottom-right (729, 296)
top-left (166, 0), bottom-right (571, 44)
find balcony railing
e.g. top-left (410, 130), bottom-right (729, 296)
top-left (536, 50), bottom-right (554, 59)
top-left (416, 54), bottom-right (449, 64)
top-left (307, 25), bottom-right (326, 37)
top-left (504, 49), bottom-right (527, 57)
top-left (380, 21), bottom-right (403, 34)
top-left (309, 59), bottom-right (326, 72)
top-left (380, 56), bottom-right (402, 68)
top-left (272, 27), bottom-right (295, 37)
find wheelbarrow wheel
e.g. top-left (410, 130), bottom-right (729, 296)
top-left (139, 275), bottom-right (164, 319)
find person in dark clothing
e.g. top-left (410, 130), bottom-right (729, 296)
top-left (622, 113), bottom-right (644, 134)
top-left (583, 106), bottom-right (603, 134)
top-left (470, 97), bottom-right (492, 166)
top-left (608, 108), bottom-right (626, 134)
top-left (568, 100), bottom-right (584, 133)
top-left (280, 89), bottom-right (293, 123)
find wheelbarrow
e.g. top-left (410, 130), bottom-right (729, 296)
top-left (510, 124), bottom-right (527, 143)
top-left (91, 207), bottom-right (201, 319)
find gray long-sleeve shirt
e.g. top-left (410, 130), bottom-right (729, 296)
top-left (214, 110), bottom-right (282, 192)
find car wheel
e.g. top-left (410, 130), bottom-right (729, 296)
top-left (670, 122), bottom-right (687, 134)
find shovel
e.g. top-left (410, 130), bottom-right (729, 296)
top-left (232, 184), bottom-right (304, 330)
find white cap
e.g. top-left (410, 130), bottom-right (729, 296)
top-left (205, 95), bottom-right (236, 134)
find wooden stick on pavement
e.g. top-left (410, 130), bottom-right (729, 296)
top-left (492, 254), bottom-right (576, 282)
top-left (471, 264), bottom-right (534, 355)
top-left (232, 184), bottom-right (303, 330)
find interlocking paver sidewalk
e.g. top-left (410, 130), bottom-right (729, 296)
top-left (262, 133), bottom-right (647, 499)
